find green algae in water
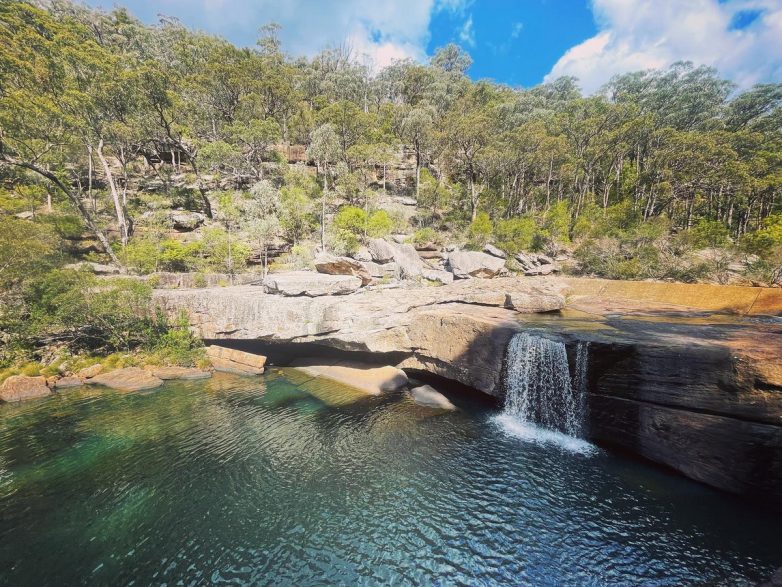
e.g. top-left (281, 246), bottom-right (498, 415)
top-left (1, 372), bottom-right (780, 585)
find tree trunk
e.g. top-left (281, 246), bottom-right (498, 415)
top-left (321, 162), bottom-right (328, 250)
top-left (3, 156), bottom-right (122, 267)
top-left (96, 139), bottom-right (128, 247)
top-left (87, 144), bottom-right (95, 212)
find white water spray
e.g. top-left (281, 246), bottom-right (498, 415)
top-left (498, 333), bottom-right (593, 453)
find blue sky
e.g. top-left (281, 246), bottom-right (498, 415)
top-left (83, 0), bottom-right (782, 93)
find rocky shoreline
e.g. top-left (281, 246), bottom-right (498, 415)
top-left (154, 274), bottom-right (782, 505)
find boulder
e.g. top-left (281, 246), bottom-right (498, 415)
top-left (85, 367), bottom-right (164, 392)
top-left (263, 271), bottom-right (362, 296)
top-left (409, 384), bottom-right (456, 410)
top-left (77, 363), bottom-right (103, 379)
top-left (362, 261), bottom-right (398, 279)
top-left (393, 243), bottom-right (426, 278)
top-left (417, 250), bottom-right (444, 260)
top-left (514, 252), bottom-right (537, 270)
top-left (525, 263), bottom-right (558, 276)
top-left (64, 262), bottom-right (121, 275)
top-left (423, 269), bottom-right (454, 285)
top-left (315, 253), bottom-right (372, 286)
top-left (0, 375), bottom-right (52, 402)
top-left (170, 210), bottom-right (205, 231)
top-left (353, 246), bottom-right (373, 262)
top-left (54, 376), bottom-right (84, 389)
top-left (483, 244), bottom-right (507, 259)
top-left (145, 366), bottom-right (212, 380)
top-left (535, 253), bottom-right (554, 265)
top-left (447, 251), bottom-right (506, 278)
top-left (367, 239), bottom-right (425, 279)
top-left (391, 234), bottom-right (408, 244)
top-left (206, 346), bottom-right (266, 375)
top-left (392, 196), bottom-right (417, 207)
top-left (368, 238), bottom-right (397, 263)
top-left (414, 242), bottom-right (439, 252)
top-left (291, 358), bottom-right (408, 395)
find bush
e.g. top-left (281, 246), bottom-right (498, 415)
top-left (367, 210), bottom-right (393, 238)
top-left (413, 227), bottom-right (441, 246)
top-left (468, 212), bottom-right (493, 247)
top-left (333, 205), bottom-right (366, 234)
top-left (690, 219), bottom-right (730, 249)
top-left (494, 217), bottom-right (536, 255)
top-left (742, 213), bottom-right (782, 257)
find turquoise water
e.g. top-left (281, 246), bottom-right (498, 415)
top-left (0, 370), bottom-right (779, 586)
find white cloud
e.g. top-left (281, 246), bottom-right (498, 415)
top-left (511, 22), bottom-right (524, 39)
top-left (546, 0), bottom-right (782, 93)
top-left (459, 15), bottom-right (476, 47)
top-left (98, 0), bottom-right (440, 70)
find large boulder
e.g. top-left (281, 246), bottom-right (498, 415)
top-left (447, 251), bottom-right (506, 278)
top-left (409, 384), bottom-right (456, 410)
top-left (367, 239), bottom-right (425, 279)
top-left (77, 363), bottom-right (103, 379)
top-left (315, 253), bottom-right (372, 286)
top-left (291, 358), bottom-right (408, 395)
top-left (0, 375), bottom-right (52, 402)
top-left (206, 346), bottom-right (266, 375)
top-left (170, 210), bottom-right (205, 231)
top-left (423, 269), bottom-right (454, 285)
top-left (362, 261), bottom-right (398, 279)
top-left (525, 263), bottom-right (558, 276)
top-left (367, 238), bottom-right (397, 263)
top-left (483, 244), bottom-right (507, 259)
top-left (86, 367), bottom-right (164, 392)
top-left (263, 271), bottom-right (362, 296)
top-left (54, 376), bottom-right (84, 389)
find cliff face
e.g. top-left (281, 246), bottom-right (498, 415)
top-left (154, 277), bottom-right (782, 504)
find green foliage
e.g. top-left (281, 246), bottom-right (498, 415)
top-left (0, 217), bottom-right (60, 290)
top-left (333, 205), bottom-right (366, 234)
top-left (741, 213), bottom-right (782, 257)
top-left (468, 212), bottom-right (493, 247)
top-left (279, 185), bottom-right (315, 243)
top-left (367, 210), bottom-right (393, 238)
top-left (690, 219), bottom-right (731, 248)
top-left (494, 217), bottom-right (536, 255)
top-left (413, 227), bottom-right (441, 246)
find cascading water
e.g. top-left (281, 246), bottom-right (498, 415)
top-left (498, 333), bottom-right (592, 452)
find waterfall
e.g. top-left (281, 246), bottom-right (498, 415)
top-left (502, 333), bottom-right (589, 439)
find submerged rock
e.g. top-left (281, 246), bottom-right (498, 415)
top-left (206, 346), bottom-right (266, 375)
top-left (447, 251), bottom-right (506, 278)
top-left (86, 367), bottom-right (164, 392)
top-left (263, 271), bottom-right (362, 296)
top-left (409, 384), bottom-right (456, 410)
top-left (145, 366), bottom-right (212, 380)
top-left (315, 253), bottom-right (372, 286)
top-left (291, 358), bottom-right (408, 395)
top-left (0, 375), bottom-right (52, 402)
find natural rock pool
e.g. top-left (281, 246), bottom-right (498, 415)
top-left (1, 371), bottom-right (779, 585)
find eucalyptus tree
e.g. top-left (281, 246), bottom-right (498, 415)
top-left (395, 107), bottom-right (434, 200)
top-left (307, 123), bottom-right (341, 248)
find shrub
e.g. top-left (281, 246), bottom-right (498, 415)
top-left (367, 210), bottom-right (393, 238)
top-left (468, 212), bottom-right (493, 247)
top-left (690, 219), bottom-right (731, 249)
top-left (333, 205), bottom-right (367, 234)
top-left (742, 213), bottom-right (782, 257)
top-left (413, 227), bottom-right (441, 246)
top-left (494, 217), bottom-right (536, 255)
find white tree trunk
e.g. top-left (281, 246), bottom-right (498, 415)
top-left (96, 139), bottom-right (128, 247)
